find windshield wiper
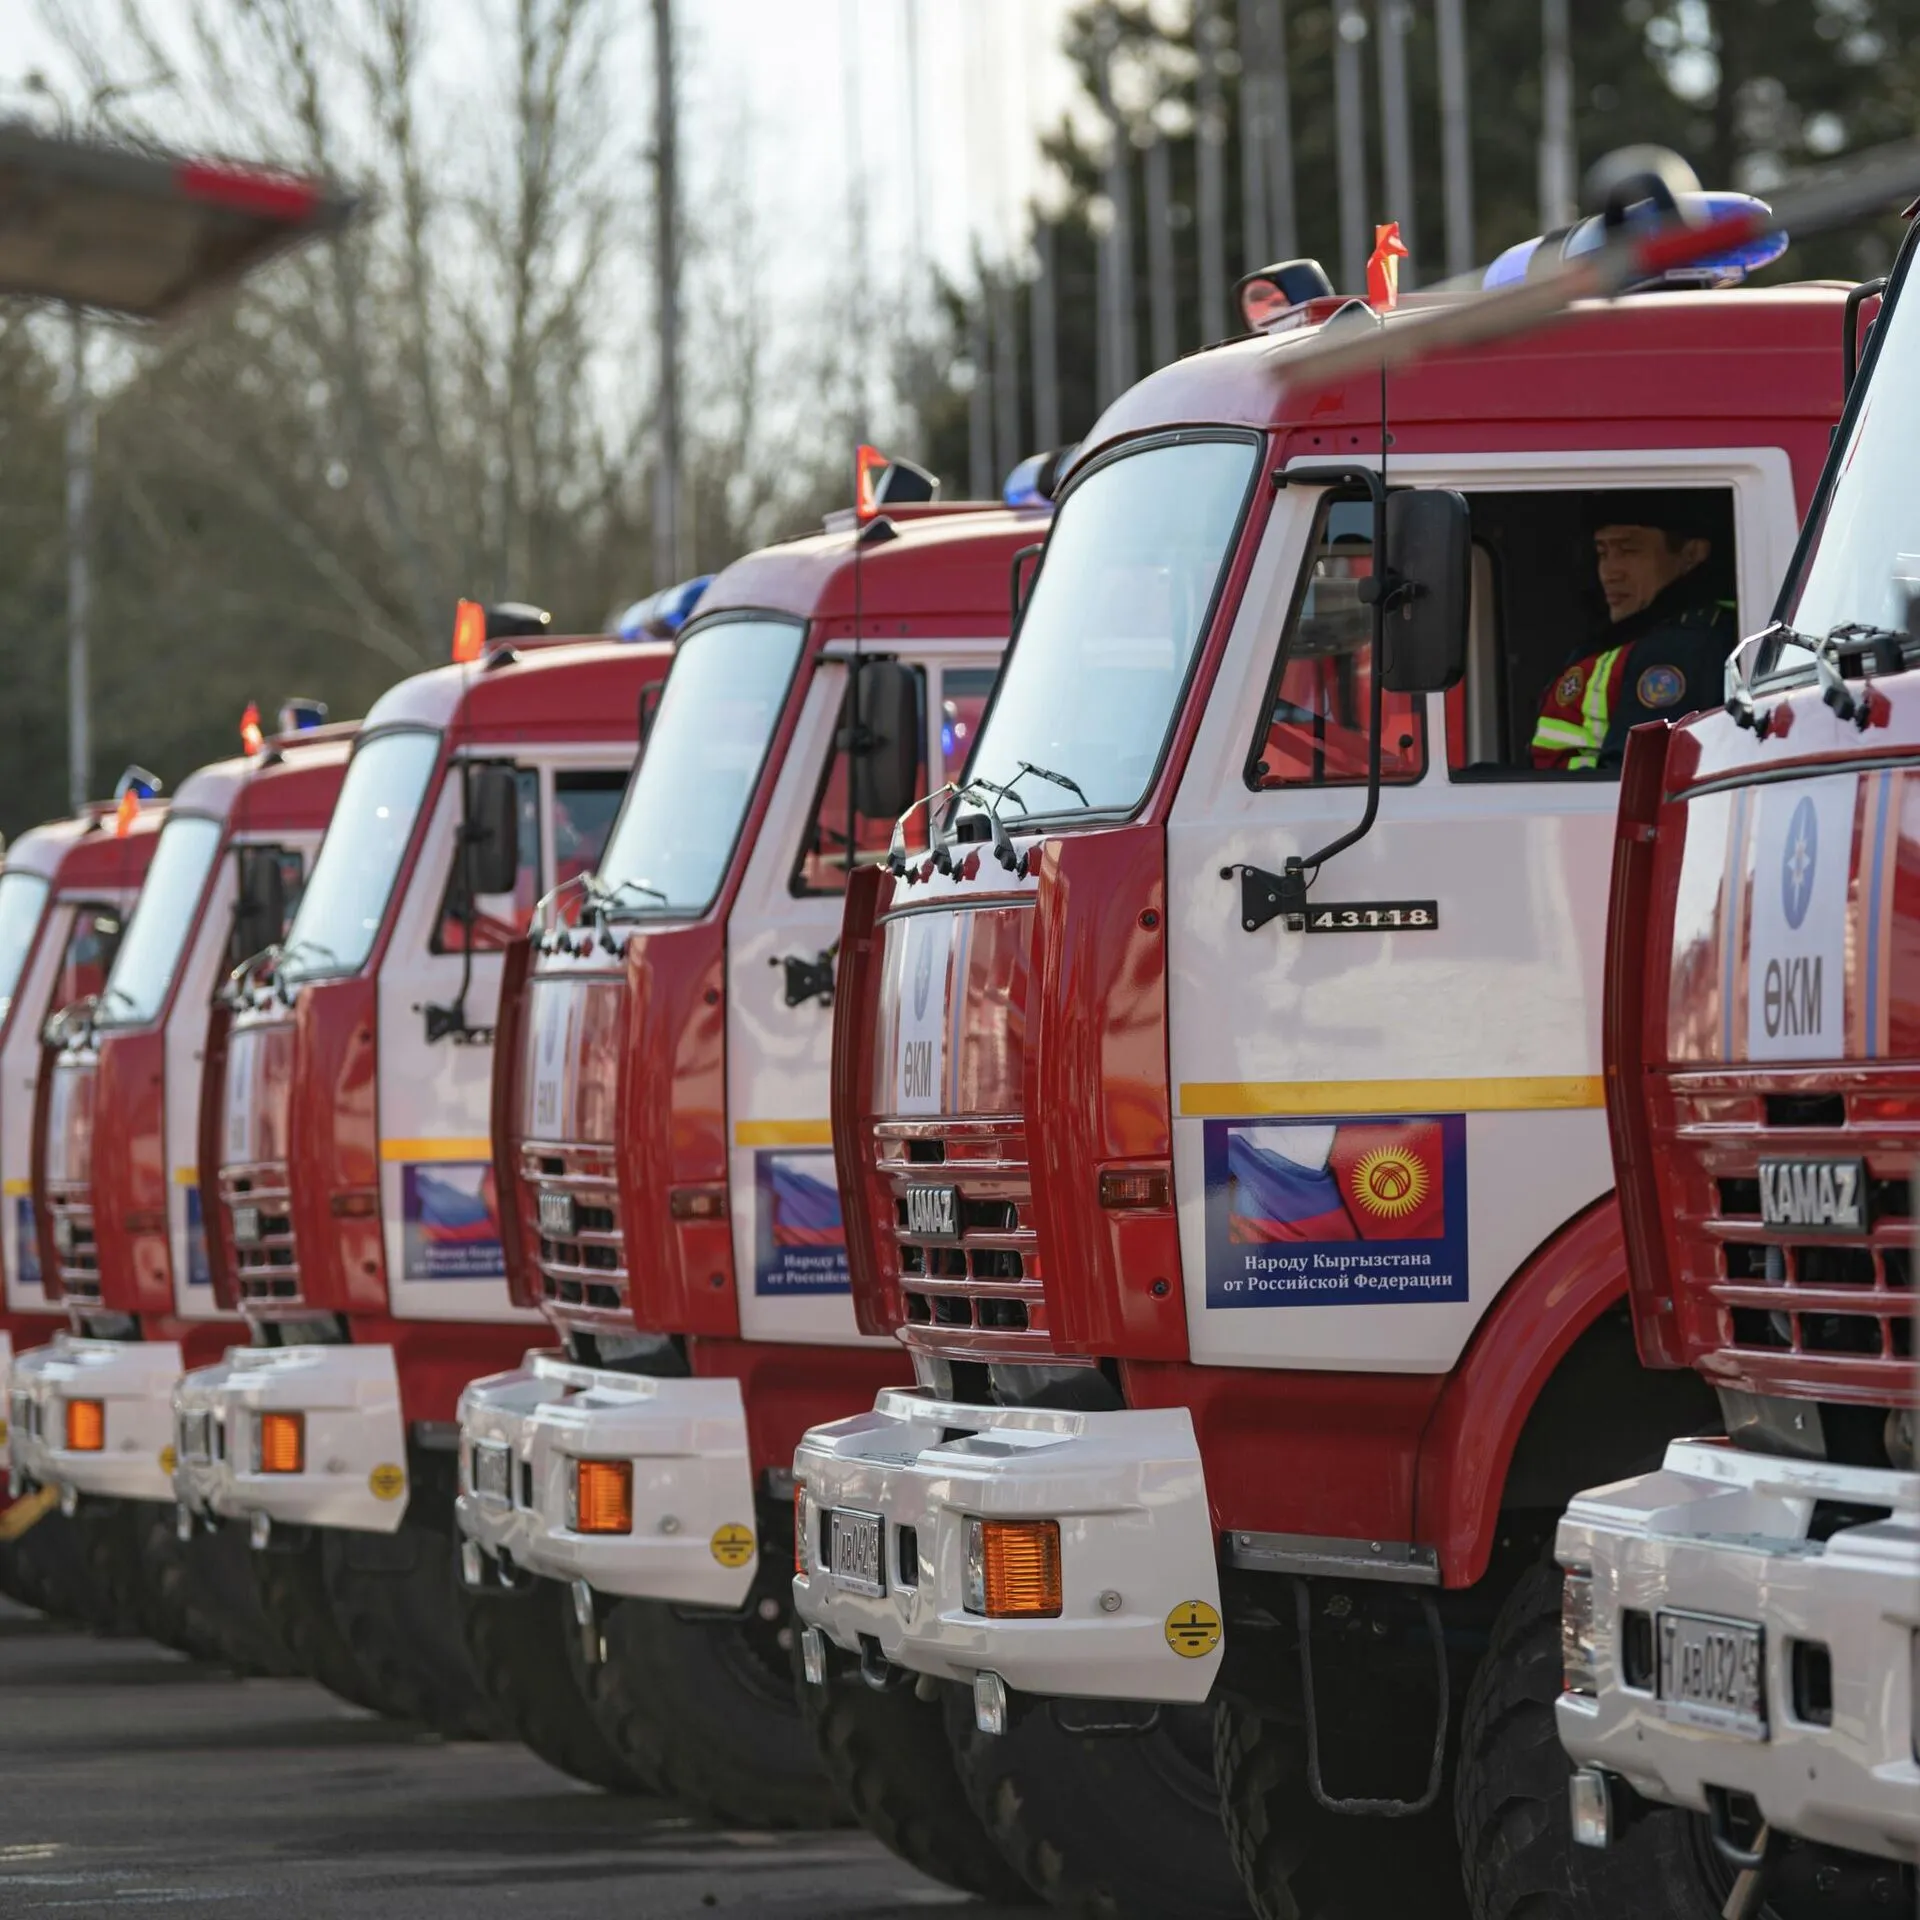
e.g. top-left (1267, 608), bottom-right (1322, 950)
top-left (1009, 759), bottom-right (1090, 808)
top-left (592, 876), bottom-right (670, 913)
top-left (1730, 619), bottom-right (1912, 732)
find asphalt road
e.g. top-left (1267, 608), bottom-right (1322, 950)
top-left (0, 1598), bottom-right (1029, 1919)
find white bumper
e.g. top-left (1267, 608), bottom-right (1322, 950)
top-left (455, 1351), bottom-right (758, 1606)
top-left (171, 1344), bottom-right (410, 1534)
top-left (1557, 1438), bottom-right (1920, 1867)
top-left (7, 1334), bottom-right (182, 1505)
top-left (791, 1391), bottom-right (1222, 1703)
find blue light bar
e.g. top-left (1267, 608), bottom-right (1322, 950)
top-left (278, 697), bottom-right (328, 732)
top-left (618, 574), bottom-right (713, 641)
top-left (1483, 192), bottom-right (1787, 290)
top-left (1001, 447), bottom-right (1076, 510)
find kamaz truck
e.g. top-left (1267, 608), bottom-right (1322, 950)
top-left (175, 613), bottom-right (663, 1734)
top-left (457, 467), bottom-right (1047, 1881)
top-left (789, 224), bottom-right (1858, 1916)
top-left (0, 801), bottom-right (157, 1615)
top-left (10, 717), bottom-right (348, 1666)
top-left (1551, 213), bottom-right (1920, 1913)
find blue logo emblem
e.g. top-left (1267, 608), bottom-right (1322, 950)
top-left (1636, 663), bottom-right (1685, 709)
top-left (912, 928), bottom-right (937, 1020)
top-left (1782, 795), bottom-right (1818, 932)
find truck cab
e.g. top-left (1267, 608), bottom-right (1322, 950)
top-left (456, 491), bottom-right (1039, 1827)
top-left (1557, 218), bottom-right (1920, 1895)
top-left (0, 808), bottom-right (153, 1572)
top-left (10, 726), bottom-right (348, 1519)
top-left (173, 626), bottom-right (663, 1731)
top-left (791, 255), bottom-right (1852, 1912)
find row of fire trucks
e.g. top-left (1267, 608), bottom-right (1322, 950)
top-left (2, 138), bottom-right (1913, 1920)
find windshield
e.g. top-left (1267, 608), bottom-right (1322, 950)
top-left (282, 728), bottom-right (440, 980)
top-left (964, 434), bottom-right (1261, 821)
top-left (0, 871), bottom-right (49, 1029)
top-left (98, 814), bottom-right (222, 1026)
top-left (594, 617), bottom-right (806, 915)
top-left (1776, 253), bottom-right (1920, 665)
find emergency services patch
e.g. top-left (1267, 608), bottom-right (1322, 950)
top-left (1637, 663), bottom-right (1685, 709)
top-left (1555, 668), bottom-right (1584, 705)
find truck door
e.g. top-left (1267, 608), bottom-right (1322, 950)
top-left (377, 757), bottom-right (627, 1324)
top-left (727, 651), bottom-right (999, 1346)
top-left (1163, 453), bottom-right (1795, 1374)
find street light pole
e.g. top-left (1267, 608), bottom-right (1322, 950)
top-left (66, 304), bottom-right (92, 814)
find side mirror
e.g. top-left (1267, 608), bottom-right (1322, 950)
top-left (848, 661), bottom-right (920, 822)
top-left (230, 848), bottom-right (287, 967)
top-left (465, 764), bottom-right (522, 896)
top-left (1381, 490), bottom-right (1471, 694)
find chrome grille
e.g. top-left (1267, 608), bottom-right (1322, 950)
top-left (218, 1161), bottom-right (301, 1305)
top-left (1666, 1078), bottom-right (1917, 1399)
top-left (878, 1119), bottom-right (1051, 1362)
top-left (520, 1142), bottom-right (627, 1325)
top-left (43, 1185), bottom-right (99, 1302)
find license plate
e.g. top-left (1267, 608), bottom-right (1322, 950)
top-left (179, 1410), bottom-right (213, 1464)
top-left (828, 1508), bottom-right (885, 1595)
top-left (538, 1189), bottom-right (577, 1237)
top-left (1657, 1609), bottom-right (1766, 1739)
top-left (471, 1438), bottom-right (512, 1505)
top-left (902, 1185), bottom-right (959, 1241)
top-left (1757, 1158), bottom-right (1866, 1233)
top-left (231, 1204), bottom-right (262, 1247)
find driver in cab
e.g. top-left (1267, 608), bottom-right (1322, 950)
top-left (1532, 491), bottom-right (1735, 770)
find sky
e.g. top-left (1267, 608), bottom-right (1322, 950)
top-left (1, 0), bottom-right (1089, 292)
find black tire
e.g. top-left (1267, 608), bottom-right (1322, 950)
top-left (1215, 1694), bottom-right (1465, 1920)
top-left (0, 1505), bottom-right (90, 1620)
top-left (252, 1533), bottom-right (396, 1716)
top-left (319, 1457), bottom-right (503, 1741)
top-left (131, 1506), bottom-right (230, 1661)
top-left (137, 1513), bottom-right (301, 1677)
top-left (68, 1500), bottom-right (155, 1638)
top-left (458, 1575), bottom-right (654, 1793)
top-left (574, 1585), bottom-right (846, 1829)
top-left (794, 1633), bottom-right (1039, 1902)
top-left (947, 1688), bottom-right (1249, 1920)
top-left (1454, 1557), bottom-right (1899, 1920)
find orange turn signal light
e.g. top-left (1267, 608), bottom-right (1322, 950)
top-left (65, 1398), bottom-right (105, 1452)
top-left (668, 1184), bottom-right (727, 1222)
top-left (572, 1458), bottom-right (633, 1535)
top-left (1098, 1166), bottom-right (1171, 1211)
top-left (964, 1518), bottom-right (1062, 1618)
top-left (256, 1411), bottom-right (305, 1474)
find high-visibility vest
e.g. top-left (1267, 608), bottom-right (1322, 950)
top-left (1532, 645), bottom-right (1627, 770)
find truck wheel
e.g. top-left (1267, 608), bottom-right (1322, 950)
top-left (794, 1634), bottom-right (1039, 1902)
top-left (573, 1591), bottom-right (846, 1828)
top-left (137, 1513), bottom-right (300, 1677)
top-left (1214, 1695), bottom-right (1464, 1920)
top-left (1454, 1557), bottom-right (1887, 1920)
top-left (458, 1576), bottom-right (655, 1793)
top-left (946, 1689), bottom-right (1249, 1920)
top-left (252, 1535), bottom-right (396, 1716)
top-left (0, 1507), bottom-right (89, 1620)
top-left (131, 1506), bottom-right (229, 1662)
top-left (69, 1500), bottom-right (154, 1638)
top-left (320, 1499), bottom-right (503, 1741)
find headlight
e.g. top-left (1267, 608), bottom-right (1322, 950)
top-left (1561, 1568), bottom-right (1599, 1696)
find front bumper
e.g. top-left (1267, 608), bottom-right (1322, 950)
top-left (792, 1390), bottom-right (1221, 1703)
top-left (7, 1334), bottom-right (182, 1505)
top-left (455, 1351), bottom-right (757, 1606)
top-left (1557, 1438), bottom-right (1920, 1867)
top-left (171, 1345), bottom-right (409, 1534)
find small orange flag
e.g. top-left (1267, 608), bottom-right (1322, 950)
top-left (240, 701), bottom-right (264, 755)
top-left (113, 788), bottom-right (139, 838)
top-left (1367, 222), bottom-right (1411, 310)
top-left (854, 444), bottom-right (892, 521)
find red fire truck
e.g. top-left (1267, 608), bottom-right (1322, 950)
top-left (175, 614), bottom-right (665, 1735)
top-left (1546, 220), bottom-right (1920, 1907)
top-left (0, 800), bottom-right (159, 1614)
top-left (457, 468), bottom-right (1045, 1881)
top-left (10, 718), bottom-right (349, 1666)
top-left (789, 236), bottom-right (1857, 1913)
